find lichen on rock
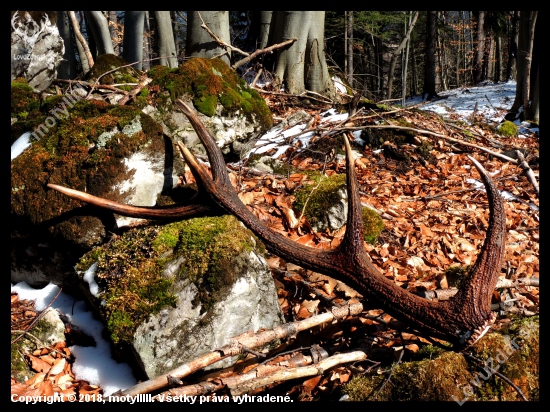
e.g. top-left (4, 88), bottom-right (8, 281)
top-left (77, 214), bottom-right (283, 378)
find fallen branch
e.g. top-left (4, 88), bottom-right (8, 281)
top-left (515, 150), bottom-right (539, 195)
top-left (117, 302), bottom-right (363, 396)
top-left (340, 124), bottom-right (519, 164)
top-left (232, 38), bottom-right (298, 70)
top-left (53, 79), bottom-right (129, 94)
top-left (118, 76), bottom-right (152, 105)
top-left (230, 350), bottom-right (367, 396)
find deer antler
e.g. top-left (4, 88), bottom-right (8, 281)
top-left (47, 99), bottom-right (506, 348)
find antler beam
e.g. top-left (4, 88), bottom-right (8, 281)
top-left (47, 99), bottom-right (506, 348)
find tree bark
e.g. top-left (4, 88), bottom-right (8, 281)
top-left (57, 11), bottom-right (77, 79)
top-left (267, 11), bottom-right (338, 101)
top-left (472, 11), bottom-right (486, 84)
top-left (68, 11), bottom-right (92, 73)
top-left (154, 11), bottom-right (178, 68)
top-left (84, 11), bottom-right (115, 55)
top-left (386, 11), bottom-right (419, 100)
top-left (187, 11), bottom-right (231, 66)
top-left (505, 11), bottom-right (519, 81)
top-left (108, 11), bottom-right (119, 54)
top-left (423, 11), bottom-right (438, 99)
top-left (122, 11), bottom-right (144, 70)
top-left (346, 11), bottom-right (354, 85)
top-left (142, 11), bottom-right (152, 71)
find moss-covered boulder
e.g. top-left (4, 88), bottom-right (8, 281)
top-left (497, 120), bottom-right (518, 137)
top-left (146, 58), bottom-right (272, 157)
top-left (84, 54), bottom-right (140, 88)
top-left (343, 316), bottom-right (539, 402)
top-left (293, 173), bottom-right (384, 241)
top-left (76, 215), bottom-right (283, 378)
top-left (11, 86), bottom-right (175, 253)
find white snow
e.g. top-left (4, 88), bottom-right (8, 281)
top-left (11, 282), bottom-right (137, 395)
top-left (11, 132), bottom-right (32, 161)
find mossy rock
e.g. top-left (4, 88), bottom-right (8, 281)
top-left (11, 79), bottom-right (45, 143)
top-left (343, 316), bottom-right (539, 401)
top-left (293, 173), bottom-right (383, 241)
top-left (76, 215), bottom-right (264, 346)
top-left (84, 54), bottom-right (139, 88)
top-left (148, 57), bottom-right (272, 130)
top-left (11, 98), bottom-right (165, 247)
top-left (497, 120), bottom-right (518, 137)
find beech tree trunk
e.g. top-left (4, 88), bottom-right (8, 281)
top-left (267, 11), bottom-right (338, 101)
top-left (154, 11), bottom-right (178, 68)
top-left (187, 11), bottom-right (231, 66)
top-left (57, 11), bottom-right (76, 79)
top-left (122, 11), bottom-right (145, 70)
top-left (84, 11), bottom-right (115, 56)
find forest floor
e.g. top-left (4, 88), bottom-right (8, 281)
top-left (12, 80), bottom-right (539, 402)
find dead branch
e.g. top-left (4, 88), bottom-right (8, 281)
top-left (118, 76), bottom-right (152, 105)
top-left (341, 124), bottom-right (519, 164)
top-left (514, 149), bottom-right (539, 195)
top-left (68, 11), bottom-right (94, 68)
top-left (116, 302), bottom-right (363, 396)
top-left (230, 350), bottom-right (367, 396)
top-left (233, 38), bottom-right (298, 70)
top-left (197, 11), bottom-right (249, 58)
top-left (53, 79), bottom-right (129, 94)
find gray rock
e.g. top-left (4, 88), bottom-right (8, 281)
top-left (133, 249), bottom-right (283, 377)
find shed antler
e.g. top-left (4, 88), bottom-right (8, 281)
top-left (48, 99), bottom-right (506, 348)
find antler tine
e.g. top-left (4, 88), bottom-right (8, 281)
top-left (450, 156), bottom-right (507, 313)
top-left (46, 184), bottom-right (213, 219)
top-left (339, 135), bottom-right (367, 255)
top-left (174, 99), bottom-right (232, 188)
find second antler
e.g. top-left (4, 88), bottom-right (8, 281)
top-left (48, 99), bottom-right (506, 348)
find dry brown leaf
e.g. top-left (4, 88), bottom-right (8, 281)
top-left (237, 191), bottom-right (255, 205)
top-left (48, 358), bottom-right (66, 376)
top-left (27, 355), bottom-right (52, 374)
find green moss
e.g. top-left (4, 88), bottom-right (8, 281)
top-left (11, 98), bottom-right (164, 245)
top-left (444, 265), bottom-right (472, 288)
top-left (343, 317), bottom-right (539, 401)
top-left (78, 215), bottom-right (264, 346)
top-left (497, 120), bottom-right (518, 137)
top-left (293, 174), bottom-right (347, 228)
top-left (148, 57), bottom-right (272, 129)
top-left (84, 54), bottom-right (139, 86)
top-left (293, 174), bottom-right (383, 241)
top-left (362, 207), bottom-right (384, 245)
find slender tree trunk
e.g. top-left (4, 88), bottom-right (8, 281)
top-left (494, 36), bottom-right (502, 82)
top-left (57, 11), bottom-right (76, 79)
top-left (155, 11), bottom-right (178, 68)
top-left (171, 11), bottom-right (179, 60)
top-left (410, 40), bottom-right (418, 96)
top-left (187, 11), bottom-right (231, 66)
top-left (142, 11), bottom-right (152, 70)
top-left (84, 11), bottom-right (115, 55)
top-left (423, 11), bottom-right (438, 99)
top-left (402, 12), bottom-right (412, 106)
top-left (522, 11), bottom-right (537, 119)
top-left (346, 11), bottom-right (354, 85)
top-left (386, 11), bottom-right (419, 99)
top-left (506, 11), bottom-right (519, 81)
top-left (436, 12), bottom-right (446, 91)
top-left (122, 11), bottom-right (144, 70)
top-left (472, 11), bottom-right (486, 84)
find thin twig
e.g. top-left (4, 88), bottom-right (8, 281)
top-left (197, 11), bottom-right (249, 58)
top-left (233, 38), bottom-right (298, 70)
top-left (463, 353), bottom-right (529, 401)
top-left (373, 349), bottom-right (404, 399)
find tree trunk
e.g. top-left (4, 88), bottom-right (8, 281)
top-left (423, 11), bottom-right (438, 99)
top-left (522, 11), bottom-right (538, 121)
top-left (471, 11), bottom-right (486, 84)
top-left (154, 11), bottom-right (178, 68)
top-left (122, 11), bottom-right (145, 70)
top-left (494, 36), bottom-right (502, 82)
top-left (436, 12), bottom-right (446, 91)
top-left (410, 40), bottom-right (418, 96)
top-left (171, 11), bottom-right (179, 61)
top-left (84, 11), bottom-right (115, 55)
top-left (346, 11), bottom-right (354, 85)
top-left (108, 11), bottom-right (119, 55)
top-left (68, 11), bottom-right (91, 74)
top-left (187, 11), bottom-right (231, 66)
top-left (57, 11), bottom-right (77, 79)
top-left (386, 11), bottom-right (419, 99)
top-left (269, 11), bottom-right (338, 101)
top-left (142, 11), bottom-right (152, 71)
top-left (506, 11), bottom-right (519, 81)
